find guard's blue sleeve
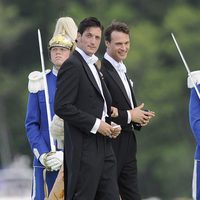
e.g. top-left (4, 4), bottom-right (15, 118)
top-left (25, 92), bottom-right (49, 159)
top-left (189, 85), bottom-right (200, 145)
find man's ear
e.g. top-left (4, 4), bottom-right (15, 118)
top-left (105, 40), bottom-right (110, 48)
top-left (76, 33), bottom-right (81, 42)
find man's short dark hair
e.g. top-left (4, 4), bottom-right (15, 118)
top-left (104, 21), bottom-right (130, 42)
top-left (78, 17), bottom-right (104, 35)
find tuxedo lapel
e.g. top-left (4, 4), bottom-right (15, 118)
top-left (74, 51), bottom-right (102, 96)
top-left (95, 66), bottom-right (112, 121)
top-left (95, 66), bottom-right (112, 105)
top-left (103, 59), bottom-right (132, 107)
top-left (125, 73), bottom-right (137, 107)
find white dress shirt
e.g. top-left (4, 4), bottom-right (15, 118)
top-left (104, 52), bottom-right (134, 123)
top-left (76, 47), bottom-right (108, 133)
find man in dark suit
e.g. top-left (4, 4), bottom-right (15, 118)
top-left (101, 21), bottom-right (155, 200)
top-left (54, 17), bottom-right (121, 200)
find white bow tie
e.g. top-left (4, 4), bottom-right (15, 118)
top-left (86, 55), bottom-right (98, 65)
top-left (117, 63), bottom-right (127, 74)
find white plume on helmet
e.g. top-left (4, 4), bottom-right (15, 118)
top-left (53, 17), bottom-right (77, 42)
top-left (49, 16), bottom-right (78, 50)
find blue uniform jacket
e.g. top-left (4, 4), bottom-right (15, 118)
top-left (25, 70), bottom-right (58, 167)
top-left (189, 85), bottom-right (200, 160)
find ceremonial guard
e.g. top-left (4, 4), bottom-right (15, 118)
top-left (171, 33), bottom-right (200, 200)
top-left (188, 71), bottom-right (200, 200)
top-left (25, 17), bottom-right (77, 199)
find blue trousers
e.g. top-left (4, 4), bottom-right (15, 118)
top-left (31, 166), bottom-right (58, 200)
top-left (193, 160), bottom-right (200, 200)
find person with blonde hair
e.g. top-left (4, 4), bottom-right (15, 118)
top-left (25, 16), bottom-right (77, 200)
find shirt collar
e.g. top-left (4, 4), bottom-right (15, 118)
top-left (76, 47), bottom-right (98, 65)
top-left (104, 52), bottom-right (126, 73)
top-left (52, 66), bottom-right (58, 76)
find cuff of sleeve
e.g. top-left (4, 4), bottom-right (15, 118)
top-left (127, 110), bottom-right (131, 124)
top-left (90, 118), bottom-right (101, 134)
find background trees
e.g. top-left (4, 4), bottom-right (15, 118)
top-left (1, 0), bottom-right (200, 198)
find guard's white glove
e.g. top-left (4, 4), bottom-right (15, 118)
top-left (50, 115), bottom-right (64, 149)
top-left (45, 151), bottom-right (63, 171)
top-left (39, 153), bottom-right (53, 170)
top-left (39, 153), bottom-right (48, 167)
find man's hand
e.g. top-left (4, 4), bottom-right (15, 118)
top-left (98, 121), bottom-right (115, 137)
top-left (110, 122), bottom-right (121, 138)
top-left (141, 109), bottom-right (155, 126)
top-left (111, 106), bottom-right (118, 118)
top-left (129, 103), bottom-right (155, 126)
top-left (97, 121), bottom-right (121, 138)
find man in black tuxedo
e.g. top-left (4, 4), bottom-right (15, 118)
top-left (54, 17), bottom-right (121, 200)
top-left (101, 21), bottom-right (155, 200)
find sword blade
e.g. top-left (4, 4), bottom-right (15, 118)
top-left (38, 29), bottom-right (56, 152)
top-left (171, 33), bottom-right (200, 99)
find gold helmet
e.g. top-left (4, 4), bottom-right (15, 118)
top-left (48, 34), bottom-right (74, 50)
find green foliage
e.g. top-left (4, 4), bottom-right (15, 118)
top-left (163, 4), bottom-right (200, 69)
top-left (0, 2), bottom-right (30, 53)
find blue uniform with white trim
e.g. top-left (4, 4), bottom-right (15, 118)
top-left (25, 69), bottom-right (59, 200)
top-left (188, 71), bottom-right (200, 200)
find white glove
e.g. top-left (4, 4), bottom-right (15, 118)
top-left (45, 151), bottom-right (63, 171)
top-left (50, 115), bottom-right (64, 149)
top-left (39, 153), bottom-right (48, 167)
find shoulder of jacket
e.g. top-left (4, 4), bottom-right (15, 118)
top-left (28, 69), bottom-right (51, 93)
top-left (187, 70), bottom-right (200, 88)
